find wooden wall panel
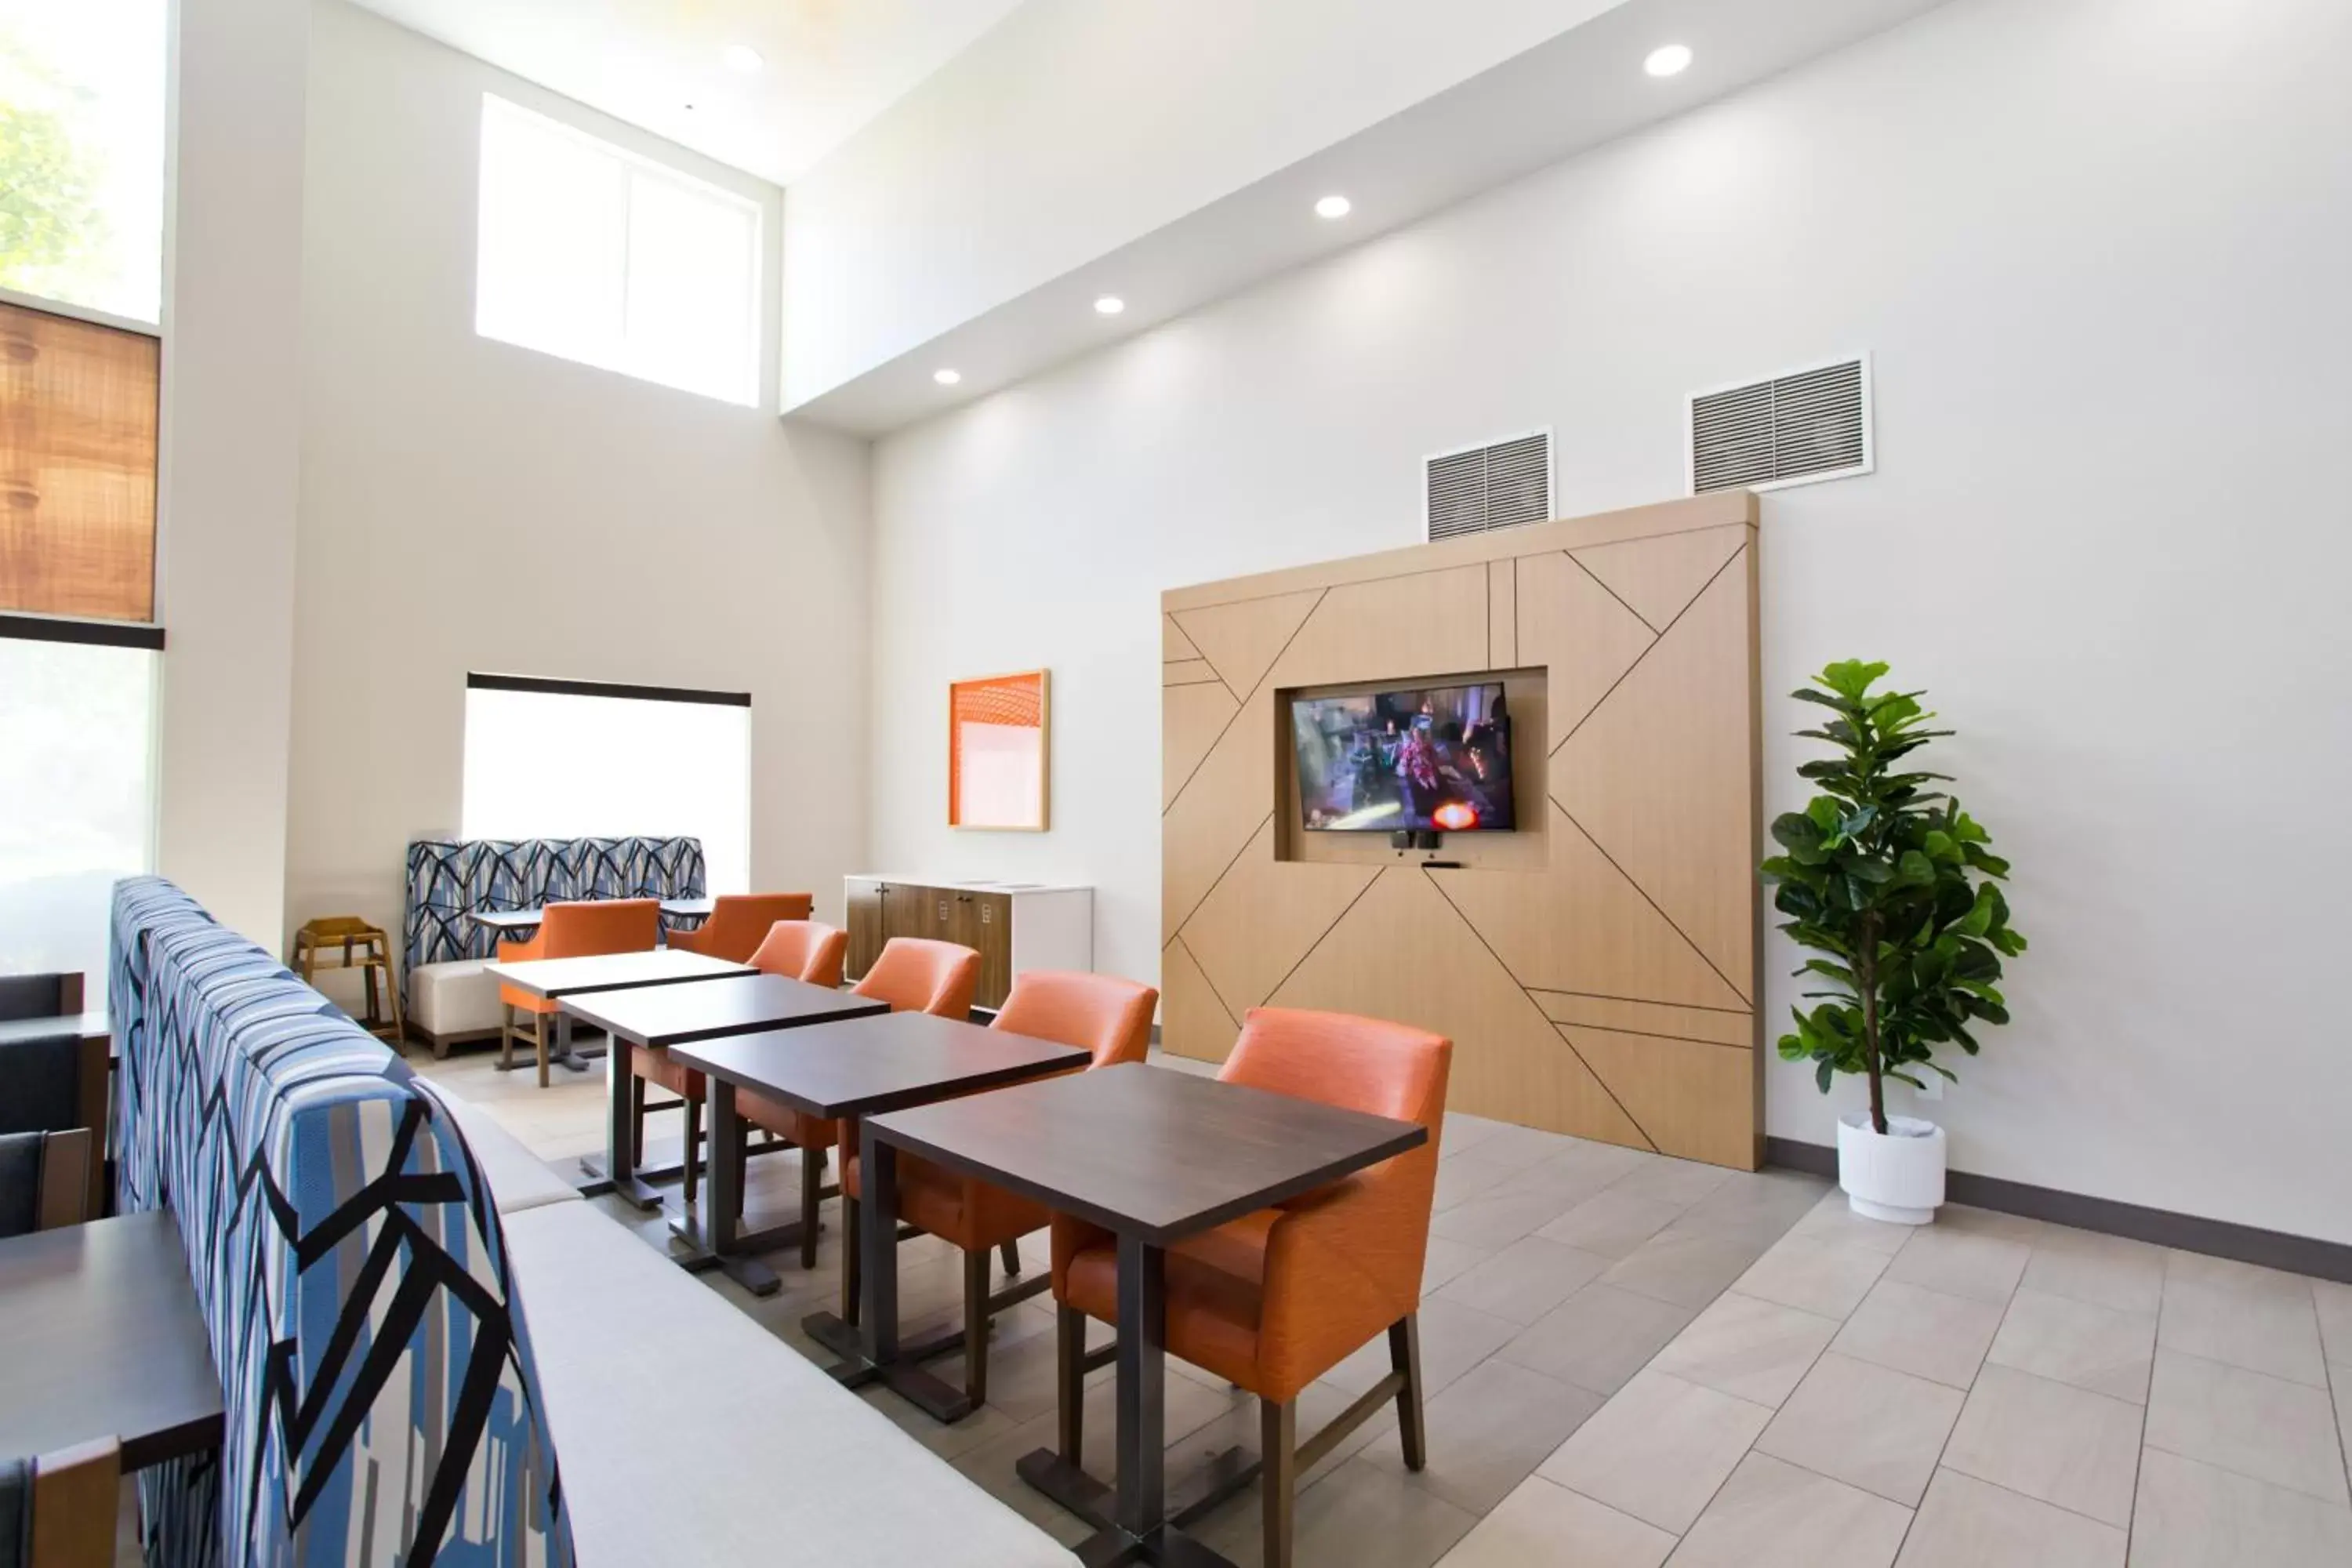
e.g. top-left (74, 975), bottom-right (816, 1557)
top-left (1163, 495), bottom-right (1765, 1167)
top-left (0, 301), bottom-right (159, 621)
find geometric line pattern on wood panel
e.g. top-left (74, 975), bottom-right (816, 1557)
top-left (1436, 799), bottom-right (1748, 1011)
top-left (1161, 589), bottom-right (1326, 819)
top-left (1171, 929), bottom-right (1245, 1035)
top-left (1178, 817), bottom-right (1380, 1021)
top-left (1163, 681), bottom-right (1240, 810)
top-left (1171, 588), bottom-right (1323, 700)
top-left (1552, 797), bottom-right (1751, 1010)
top-left (1548, 542), bottom-right (1748, 760)
top-left (1272, 866), bottom-right (1653, 1152)
top-left (1265, 567), bottom-right (1488, 695)
top-left (1558, 1024), bottom-right (1758, 1166)
top-left (1529, 989), bottom-right (1755, 1047)
top-left (1160, 929), bottom-right (1240, 1060)
top-left (1568, 523), bottom-right (1747, 635)
top-left (1514, 550), bottom-right (1657, 740)
top-left (1552, 549), bottom-right (1755, 1000)
top-left (1163, 658), bottom-right (1225, 688)
top-left (1163, 613), bottom-right (1202, 662)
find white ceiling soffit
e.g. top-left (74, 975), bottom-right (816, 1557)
top-left (789, 0), bottom-right (1953, 437)
top-left (346, 0), bottom-right (1029, 186)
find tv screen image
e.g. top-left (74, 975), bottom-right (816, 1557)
top-left (1290, 681), bottom-right (1515, 833)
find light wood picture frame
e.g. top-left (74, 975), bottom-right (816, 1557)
top-left (949, 669), bottom-right (1050, 830)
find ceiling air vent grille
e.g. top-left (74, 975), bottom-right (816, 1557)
top-left (1690, 354), bottom-right (1873, 494)
top-left (1425, 430), bottom-right (1552, 541)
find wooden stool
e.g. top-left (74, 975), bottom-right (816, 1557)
top-left (290, 917), bottom-right (406, 1045)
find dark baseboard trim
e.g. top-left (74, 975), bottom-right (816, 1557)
top-left (1765, 1137), bottom-right (2352, 1285)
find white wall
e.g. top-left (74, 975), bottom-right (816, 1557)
top-left (782, 0), bottom-right (1623, 408)
top-left (155, 0), bottom-right (310, 946)
top-left (285, 1), bottom-right (872, 951)
top-left (869, 0), bottom-right (2352, 1243)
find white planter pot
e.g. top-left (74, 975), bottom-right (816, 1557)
top-left (1837, 1111), bottom-right (1947, 1225)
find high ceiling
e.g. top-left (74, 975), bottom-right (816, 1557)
top-left (350, 0), bottom-right (1030, 185)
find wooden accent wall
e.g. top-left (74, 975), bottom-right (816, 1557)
top-left (0, 300), bottom-right (161, 622)
top-left (1162, 493), bottom-right (1766, 1167)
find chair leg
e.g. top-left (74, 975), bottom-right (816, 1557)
top-left (1055, 1305), bottom-right (1085, 1462)
top-left (534, 1012), bottom-right (550, 1089)
top-left (1261, 1396), bottom-right (1298, 1568)
top-left (1389, 1315), bottom-right (1427, 1472)
top-left (999, 1238), bottom-right (1022, 1277)
top-left (682, 1094), bottom-right (702, 1207)
top-left (964, 1247), bottom-right (993, 1405)
top-left (841, 1196), bottom-right (861, 1327)
top-left (800, 1142), bottom-right (822, 1269)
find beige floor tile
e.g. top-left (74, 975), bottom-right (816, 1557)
top-left (1436, 1475), bottom-right (1675, 1568)
top-left (1668, 1169), bottom-right (1831, 1245)
top-left (1831, 1278), bottom-right (2005, 1389)
top-left (1882, 1222), bottom-right (2032, 1307)
top-left (2020, 1226), bottom-right (2165, 1316)
top-left (1325, 1298), bottom-right (1521, 1401)
top-left (1601, 1226), bottom-right (1775, 1312)
top-left (1441, 1112), bottom-right (1510, 1160)
top-left (2335, 1363), bottom-right (2352, 1496)
top-left (1790, 1190), bottom-right (1917, 1258)
top-left (1489, 1145), bottom-right (1647, 1205)
top-left (2143, 1348), bottom-right (2350, 1505)
top-left (2158, 1252), bottom-right (2328, 1388)
top-left (2128, 1447), bottom-right (2352, 1568)
top-left (1359, 1357), bottom-right (1606, 1514)
top-left (1940, 1363), bottom-right (2143, 1527)
top-left (1756, 1352), bottom-right (1965, 1507)
top-left (1470, 1121), bottom-right (1590, 1173)
top-left (2316, 1280), bottom-right (2352, 1364)
top-left (1537, 1370), bottom-right (1773, 1534)
top-left (1191, 1453), bottom-right (1479, 1568)
top-left (1733, 1235), bottom-right (1892, 1319)
top-left (1987, 1287), bottom-right (2156, 1403)
top-left (1606, 1156), bottom-right (1735, 1208)
top-left (1437, 1236), bottom-right (1612, 1326)
top-left (1665, 1451), bottom-right (1911, 1568)
top-left (1537, 1190), bottom-right (1688, 1260)
top-left (1650, 1291), bottom-right (1841, 1408)
top-left (1434, 1152), bottom-right (1524, 1212)
top-left (1496, 1283), bottom-right (1697, 1396)
top-left (1421, 1233), bottom-right (1493, 1295)
top-left (1433, 1185), bottom-right (1595, 1250)
top-left (1896, 1468), bottom-right (2126, 1568)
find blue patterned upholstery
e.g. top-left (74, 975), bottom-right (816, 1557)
top-left (401, 837), bottom-right (706, 991)
top-left (110, 877), bottom-right (572, 1566)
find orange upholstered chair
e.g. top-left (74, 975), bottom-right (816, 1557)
top-left (496, 899), bottom-right (659, 1087)
top-left (851, 936), bottom-right (980, 1017)
top-left (1049, 1007), bottom-right (1450, 1568)
top-left (747, 919), bottom-right (847, 988)
top-left (666, 892), bottom-right (813, 961)
top-left (837, 971), bottom-right (1156, 1403)
top-left (711, 921), bottom-right (853, 1265)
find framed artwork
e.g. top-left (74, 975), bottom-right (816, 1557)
top-left (949, 669), bottom-right (1050, 830)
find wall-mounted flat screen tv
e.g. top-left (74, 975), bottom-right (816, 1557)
top-left (1291, 681), bottom-right (1515, 833)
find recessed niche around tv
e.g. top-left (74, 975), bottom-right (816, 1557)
top-left (1276, 669), bottom-right (1548, 871)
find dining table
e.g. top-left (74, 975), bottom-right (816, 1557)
top-left (555, 973), bottom-right (887, 1222)
top-left (464, 896), bottom-right (713, 940)
top-left (863, 1062), bottom-right (1427, 1566)
top-left (479, 947), bottom-right (753, 1079)
top-left (0, 1210), bottom-right (224, 1473)
top-left (663, 1008), bottom-right (1087, 1403)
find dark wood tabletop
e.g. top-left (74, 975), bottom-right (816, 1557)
top-left (559, 971), bottom-right (884, 1047)
top-left (868, 1062), bottom-right (1428, 1246)
top-left (0, 1210), bottom-right (224, 1472)
top-left (481, 948), bottom-right (752, 1000)
top-left (670, 1009), bottom-right (1088, 1119)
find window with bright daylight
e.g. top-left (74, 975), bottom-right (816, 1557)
top-left (460, 677), bottom-right (753, 895)
top-left (475, 94), bottom-right (763, 407)
top-left (0, 0), bottom-right (166, 982)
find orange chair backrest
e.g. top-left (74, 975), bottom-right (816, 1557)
top-left (684, 893), bottom-right (815, 961)
top-left (539, 899), bottom-right (660, 960)
top-left (1219, 1006), bottom-right (1450, 1129)
top-left (853, 938), bottom-right (980, 1018)
top-left (750, 920), bottom-right (848, 989)
top-left (993, 971), bottom-right (1157, 1067)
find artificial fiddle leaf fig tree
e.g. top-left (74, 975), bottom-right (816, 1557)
top-left (1759, 660), bottom-right (2026, 1137)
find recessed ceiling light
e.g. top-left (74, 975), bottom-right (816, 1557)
top-left (1644, 43), bottom-right (1693, 78)
top-left (933, 368), bottom-right (962, 386)
top-left (1094, 295), bottom-right (1126, 316)
top-left (723, 43), bottom-right (764, 74)
top-left (1315, 194), bottom-right (1352, 220)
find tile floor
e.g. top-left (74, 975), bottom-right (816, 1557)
top-left (417, 1045), bottom-right (2352, 1568)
